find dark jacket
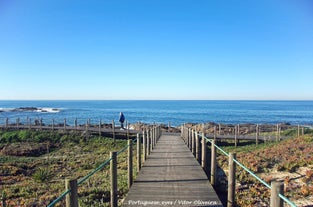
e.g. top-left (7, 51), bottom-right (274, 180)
top-left (119, 113), bottom-right (125, 123)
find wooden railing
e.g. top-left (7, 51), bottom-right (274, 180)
top-left (46, 126), bottom-right (162, 207)
top-left (181, 126), bottom-right (297, 207)
top-left (0, 117), bottom-right (142, 141)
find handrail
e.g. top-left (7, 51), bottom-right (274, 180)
top-left (77, 158), bottom-right (113, 185)
top-left (47, 189), bottom-right (71, 207)
top-left (196, 129), bottom-right (297, 207)
top-left (47, 139), bottom-right (134, 207)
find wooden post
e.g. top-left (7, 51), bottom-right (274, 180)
top-left (65, 179), bottom-right (78, 207)
top-left (189, 128), bottom-right (193, 150)
top-left (187, 128), bottom-right (189, 149)
top-left (189, 129), bottom-right (194, 154)
top-left (152, 127), bottom-right (155, 146)
top-left (126, 121), bottom-right (129, 139)
top-left (152, 128), bottom-right (156, 149)
top-left (276, 124), bottom-right (279, 142)
top-left (128, 140), bottom-right (133, 189)
top-left (152, 127), bottom-right (157, 146)
top-left (187, 128), bottom-right (190, 148)
top-left (29, 118), bottom-right (31, 130)
top-left (143, 130), bottom-right (146, 161)
top-left (192, 129), bottom-right (195, 155)
top-left (74, 118), bottom-right (77, 132)
top-left (219, 123), bottom-right (221, 135)
top-left (182, 125), bottom-right (185, 143)
top-left (52, 119), bottom-right (54, 131)
top-left (227, 153), bottom-right (236, 207)
top-left (256, 124), bottom-right (259, 145)
top-left (147, 129), bottom-right (150, 155)
top-left (196, 131), bottom-right (200, 162)
top-left (137, 133), bottom-right (141, 172)
top-left (234, 125), bottom-right (237, 147)
top-left (110, 152), bottom-right (118, 207)
top-left (278, 125), bottom-right (281, 141)
top-left (184, 125), bottom-right (187, 142)
top-left (211, 140), bottom-right (216, 187)
top-left (181, 125), bottom-right (183, 138)
top-left (237, 124), bottom-right (240, 136)
top-left (86, 119), bottom-right (90, 132)
top-left (98, 119), bottom-right (101, 136)
top-left (168, 122), bottom-right (171, 132)
top-left (5, 118), bottom-right (8, 129)
top-left (298, 124), bottom-right (300, 138)
top-left (237, 124), bottom-right (240, 144)
top-left (64, 118), bottom-right (67, 132)
top-left (302, 127), bottom-right (304, 136)
top-left (112, 120), bottom-right (115, 141)
top-left (270, 181), bottom-right (284, 207)
top-left (214, 126), bottom-right (217, 141)
top-left (40, 118), bottom-right (43, 131)
top-left (150, 128), bottom-right (153, 150)
top-left (159, 126), bottom-right (162, 139)
top-left (150, 129), bottom-right (153, 151)
top-left (16, 118), bottom-right (19, 129)
top-left (201, 132), bottom-right (207, 173)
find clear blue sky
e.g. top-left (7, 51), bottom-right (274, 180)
top-left (0, 0), bottom-right (313, 100)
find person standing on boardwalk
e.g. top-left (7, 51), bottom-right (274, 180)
top-left (119, 112), bottom-right (125, 129)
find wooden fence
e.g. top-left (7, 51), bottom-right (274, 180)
top-left (181, 126), bottom-right (297, 207)
top-left (0, 117), bottom-right (142, 140)
top-left (46, 126), bottom-right (162, 207)
top-left (189, 123), bottom-right (307, 143)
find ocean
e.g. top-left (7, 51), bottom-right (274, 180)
top-left (0, 100), bottom-right (313, 127)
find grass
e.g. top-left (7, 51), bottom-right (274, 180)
top-left (215, 133), bottom-right (313, 207)
top-left (0, 130), bottom-right (136, 207)
top-left (2, 127), bottom-right (313, 206)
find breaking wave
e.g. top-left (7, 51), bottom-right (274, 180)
top-left (0, 107), bottom-right (61, 113)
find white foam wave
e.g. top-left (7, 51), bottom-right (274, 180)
top-left (0, 108), bottom-right (14, 112)
top-left (0, 107), bottom-right (61, 113)
top-left (36, 108), bottom-right (61, 113)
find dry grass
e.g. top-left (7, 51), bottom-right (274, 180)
top-left (0, 132), bottom-right (135, 207)
top-left (217, 134), bottom-right (313, 207)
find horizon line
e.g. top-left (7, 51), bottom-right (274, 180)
top-left (0, 99), bottom-right (313, 101)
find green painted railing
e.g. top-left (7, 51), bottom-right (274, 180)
top-left (47, 141), bottom-right (132, 207)
top-left (47, 125), bottom-right (162, 207)
top-left (198, 131), bottom-right (297, 207)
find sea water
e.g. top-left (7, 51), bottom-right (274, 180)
top-left (0, 100), bottom-right (313, 126)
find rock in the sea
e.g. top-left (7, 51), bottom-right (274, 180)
top-left (11, 107), bottom-right (38, 112)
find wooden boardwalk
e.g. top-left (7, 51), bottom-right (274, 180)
top-left (122, 134), bottom-right (223, 207)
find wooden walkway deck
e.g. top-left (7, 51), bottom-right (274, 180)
top-left (122, 134), bottom-right (223, 207)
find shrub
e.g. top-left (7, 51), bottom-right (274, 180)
top-left (32, 167), bottom-right (52, 183)
top-left (18, 130), bottom-right (32, 141)
top-left (0, 131), bottom-right (19, 143)
top-left (60, 134), bottom-right (80, 143)
top-left (281, 129), bottom-right (297, 137)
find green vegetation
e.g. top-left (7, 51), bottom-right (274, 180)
top-left (0, 130), bottom-right (135, 207)
top-left (32, 167), bottom-right (53, 183)
top-left (0, 130), bottom-right (81, 144)
top-left (2, 127), bottom-right (313, 206)
top-left (216, 133), bottom-right (313, 206)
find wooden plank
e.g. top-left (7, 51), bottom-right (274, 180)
top-left (122, 135), bottom-right (223, 207)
